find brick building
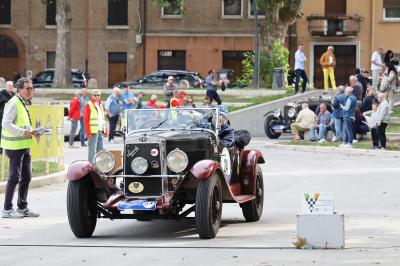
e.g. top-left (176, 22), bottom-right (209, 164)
top-left (0, 0), bottom-right (261, 88)
top-left (2, 0), bottom-right (400, 88)
top-left (295, 0), bottom-right (400, 88)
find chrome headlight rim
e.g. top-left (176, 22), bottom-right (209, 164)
top-left (131, 157), bottom-right (148, 175)
top-left (273, 108), bottom-right (281, 118)
top-left (167, 149), bottom-right (189, 173)
top-left (287, 107), bottom-right (297, 118)
top-left (94, 150), bottom-right (115, 173)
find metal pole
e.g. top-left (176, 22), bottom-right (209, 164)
top-left (252, 0), bottom-right (260, 89)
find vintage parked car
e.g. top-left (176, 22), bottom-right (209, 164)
top-left (263, 95), bottom-right (333, 139)
top-left (66, 107), bottom-right (265, 239)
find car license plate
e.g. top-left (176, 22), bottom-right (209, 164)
top-left (117, 200), bottom-right (157, 212)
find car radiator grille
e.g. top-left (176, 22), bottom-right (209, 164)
top-left (124, 143), bottom-right (162, 176)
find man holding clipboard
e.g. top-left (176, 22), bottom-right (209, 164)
top-left (1, 78), bottom-right (42, 218)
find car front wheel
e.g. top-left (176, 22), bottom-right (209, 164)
top-left (195, 173), bottom-right (223, 239)
top-left (67, 177), bottom-right (97, 238)
top-left (241, 165), bottom-right (264, 222)
top-left (264, 116), bottom-right (282, 139)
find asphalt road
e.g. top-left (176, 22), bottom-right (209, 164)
top-left (0, 138), bottom-right (399, 265)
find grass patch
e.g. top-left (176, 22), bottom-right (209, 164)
top-left (387, 124), bottom-right (400, 134)
top-left (229, 88), bottom-right (295, 112)
top-left (391, 107), bottom-right (400, 117)
top-left (0, 155), bottom-right (63, 181)
top-left (280, 139), bottom-right (400, 151)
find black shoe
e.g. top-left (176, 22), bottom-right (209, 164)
top-left (81, 143), bottom-right (87, 147)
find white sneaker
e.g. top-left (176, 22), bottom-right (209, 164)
top-left (2, 209), bottom-right (24, 219)
top-left (345, 144), bottom-right (353, 148)
top-left (352, 139), bottom-right (358, 143)
top-left (339, 143), bottom-right (347, 148)
top-left (331, 136), bottom-right (338, 142)
top-left (318, 139), bottom-right (326, 144)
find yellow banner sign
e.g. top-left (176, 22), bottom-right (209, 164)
top-left (29, 105), bottom-right (64, 160)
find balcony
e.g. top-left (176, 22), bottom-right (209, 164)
top-left (306, 14), bottom-right (364, 37)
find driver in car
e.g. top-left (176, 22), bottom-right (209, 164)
top-left (214, 106), bottom-right (235, 148)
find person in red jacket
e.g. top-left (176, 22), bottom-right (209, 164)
top-left (68, 91), bottom-right (81, 148)
top-left (146, 94), bottom-right (164, 109)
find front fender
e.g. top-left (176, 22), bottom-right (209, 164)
top-left (239, 150), bottom-right (265, 195)
top-left (67, 161), bottom-right (95, 181)
top-left (189, 160), bottom-right (222, 180)
top-left (67, 160), bottom-right (106, 190)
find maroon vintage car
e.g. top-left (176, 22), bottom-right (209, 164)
top-left (66, 107), bottom-right (265, 239)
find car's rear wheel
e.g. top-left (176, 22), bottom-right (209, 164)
top-left (195, 173), bottom-right (223, 239)
top-left (241, 165), bottom-right (264, 222)
top-left (67, 177), bottom-right (97, 238)
top-left (264, 116), bottom-right (282, 139)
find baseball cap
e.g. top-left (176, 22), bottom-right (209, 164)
top-left (168, 76), bottom-right (174, 80)
top-left (178, 90), bottom-right (187, 96)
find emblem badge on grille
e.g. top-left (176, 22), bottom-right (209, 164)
top-left (139, 137), bottom-right (147, 142)
top-left (127, 146), bottom-right (139, 157)
top-left (128, 182), bottom-right (144, 193)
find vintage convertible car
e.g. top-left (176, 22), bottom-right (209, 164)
top-left (264, 95), bottom-right (333, 139)
top-left (66, 107), bottom-right (265, 239)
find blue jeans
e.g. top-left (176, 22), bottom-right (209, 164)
top-left (79, 116), bottom-right (85, 145)
top-left (343, 118), bottom-right (354, 144)
top-left (295, 69), bottom-right (308, 93)
top-left (334, 118), bottom-right (343, 140)
top-left (309, 124), bottom-right (328, 141)
top-left (88, 132), bottom-right (104, 163)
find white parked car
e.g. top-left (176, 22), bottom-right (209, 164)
top-left (64, 105), bottom-right (80, 141)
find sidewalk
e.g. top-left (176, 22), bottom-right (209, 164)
top-left (265, 142), bottom-right (400, 158)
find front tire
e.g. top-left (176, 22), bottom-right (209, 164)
top-left (241, 165), bottom-right (264, 222)
top-left (195, 174), bottom-right (223, 239)
top-left (67, 177), bottom-right (97, 238)
top-left (264, 116), bottom-right (282, 139)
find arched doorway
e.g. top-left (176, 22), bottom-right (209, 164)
top-left (0, 35), bottom-right (19, 81)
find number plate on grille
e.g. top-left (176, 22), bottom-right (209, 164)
top-left (124, 177), bottom-right (163, 197)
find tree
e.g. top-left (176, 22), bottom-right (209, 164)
top-left (53, 0), bottom-right (72, 88)
top-left (258, 0), bottom-right (304, 56)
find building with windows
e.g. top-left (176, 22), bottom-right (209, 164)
top-left (295, 0), bottom-right (400, 88)
top-left (1, 0), bottom-right (400, 88)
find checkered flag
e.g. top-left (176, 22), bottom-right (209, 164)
top-left (304, 193), bottom-right (320, 213)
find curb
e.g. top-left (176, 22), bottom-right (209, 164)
top-left (0, 169), bottom-right (67, 194)
top-left (265, 143), bottom-right (400, 159)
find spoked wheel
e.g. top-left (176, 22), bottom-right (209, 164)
top-left (195, 174), bottom-right (223, 239)
top-left (241, 165), bottom-right (264, 222)
top-left (67, 177), bottom-right (97, 238)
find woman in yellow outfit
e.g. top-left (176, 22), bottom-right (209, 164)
top-left (320, 46), bottom-right (337, 91)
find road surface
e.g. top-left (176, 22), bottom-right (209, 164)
top-left (0, 138), bottom-right (399, 265)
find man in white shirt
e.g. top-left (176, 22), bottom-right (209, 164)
top-left (294, 43), bottom-right (308, 94)
top-left (371, 46), bottom-right (385, 91)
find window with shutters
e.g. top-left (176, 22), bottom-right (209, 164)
top-left (383, 0), bottom-right (400, 20)
top-left (0, 0), bottom-right (11, 25)
top-left (108, 0), bottom-right (128, 25)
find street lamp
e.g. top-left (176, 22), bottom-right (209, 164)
top-left (252, 0), bottom-right (260, 89)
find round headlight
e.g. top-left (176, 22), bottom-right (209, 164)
top-left (287, 108), bottom-right (296, 118)
top-left (273, 108), bottom-right (281, 118)
top-left (131, 157), bottom-right (148, 175)
top-left (94, 150), bottom-right (115, 173)
top-left (167, 149), bottom-right (188, 173)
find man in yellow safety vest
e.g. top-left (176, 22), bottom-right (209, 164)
top-left (1, 78), bottom-right (41, 219)
top-left (84, 89), bottom-right (108, 163)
